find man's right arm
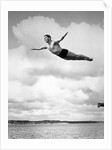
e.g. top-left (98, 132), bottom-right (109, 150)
top-left (31, 46), bottom-right (47, 51)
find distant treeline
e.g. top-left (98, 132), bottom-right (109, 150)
top-left (8, 120), bottom-right (104, 124)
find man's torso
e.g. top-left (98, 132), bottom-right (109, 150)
top-left (47, 41), bottom-right (62, 55)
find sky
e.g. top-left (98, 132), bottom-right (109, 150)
top-left (8, 11), bottom-right (104, 121)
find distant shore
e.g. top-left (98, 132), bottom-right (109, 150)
top-left (8, 120), bottom-right (104, 124)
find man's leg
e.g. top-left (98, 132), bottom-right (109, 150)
top-left (64, 51), bottom-right (93, 61)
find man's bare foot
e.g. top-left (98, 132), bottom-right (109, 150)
top-left (85, 57), bottom-right (93, 61)
top-left (88, 58), bottom-right (93, 61)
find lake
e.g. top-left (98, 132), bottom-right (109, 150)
top-left (8, 123), bottom-right (104, 139)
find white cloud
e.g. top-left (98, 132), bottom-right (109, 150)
top-left (9, 16), bottom-right (104, 121)
top-left (10, 16), bottom-right (104, 79)
top-left (9, 75), bottom-right (104, 120)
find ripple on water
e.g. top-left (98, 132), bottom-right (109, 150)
top-left (8, 123), bottom-right (104, 139)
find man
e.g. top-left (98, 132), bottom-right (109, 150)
top-left (31, 32), bottom-right (93, 61)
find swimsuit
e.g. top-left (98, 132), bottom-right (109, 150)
top-left (58, 49), bottom-right (68, 58)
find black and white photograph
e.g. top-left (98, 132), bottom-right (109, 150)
top-left (8, 11), bottom-right (104, 139)
top-left (1, 0), bottom-right (112, 150)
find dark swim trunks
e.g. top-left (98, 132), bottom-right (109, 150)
top-left (58, 49), bottom-right (68, 58)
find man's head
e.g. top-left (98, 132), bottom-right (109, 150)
top-left (44, 34), bottom-right (51, 43)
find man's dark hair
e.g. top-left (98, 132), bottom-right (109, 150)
top-left (44, 34), bottom-right (51, 39)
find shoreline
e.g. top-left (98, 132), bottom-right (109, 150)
top-left (8, 120), bottom-right (104, 125)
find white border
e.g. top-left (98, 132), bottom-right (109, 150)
top-left (0, 0), bottom-right (112, 150)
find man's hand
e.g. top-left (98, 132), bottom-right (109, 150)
top-left (61, 32), bottom-right (68, 41)
top-left (31, 48), bottom-right (36, 50)
top-left (64, 32), bottom-right (68, 37)
top-left (31, 46), bottom-right (47, 51)
top-left (31, 48), bottom-right (41, 50)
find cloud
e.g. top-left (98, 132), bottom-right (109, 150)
top-left (12, 16), bottom-right (63, 48)
top-left (8, 16), bottom-right (104, 121)
top-left (12, 16), bottom-right (104, 78)
top-left (8, 75), bottom-right (104, 121)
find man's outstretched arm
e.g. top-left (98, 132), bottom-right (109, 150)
top-left (31, 46), bottom-right (47, 51)
top-left (55, 32), bottom-right (68, 43)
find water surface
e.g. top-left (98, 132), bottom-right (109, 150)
top-left (8, 123), bottom-right (104, 139)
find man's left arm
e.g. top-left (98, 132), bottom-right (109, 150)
top-left (55, 32), bottom-right (68, 43)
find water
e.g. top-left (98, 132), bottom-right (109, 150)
top-left (8, 123), bottom-right (104, 139)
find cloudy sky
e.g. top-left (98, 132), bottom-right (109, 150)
top-left (8, 11), bottom-right (104, 121)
